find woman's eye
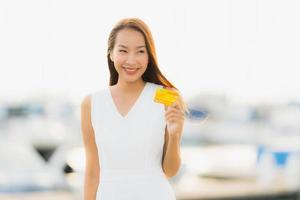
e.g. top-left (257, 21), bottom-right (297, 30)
top-left (138, 50), bottom-right (145, 53)
top-left (119, 50), bottom-right (127, 53)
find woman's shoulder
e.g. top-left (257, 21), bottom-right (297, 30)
top-left (91, 88), bottom-right (109, 99)
top-left (147, 82), bottom-right (179, 92)
top-left (80, 95), bottom-right (91, 114)
top-left (147, 82), bottom-right (164, 89)
top-left (81, 88), bottom-right (108, 106)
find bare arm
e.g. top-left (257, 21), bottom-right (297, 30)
top-left (162, 128), bottom-right (182, 178)
top-left (81, 95), bottom-right (100, 200)
top-left (161, 88), bottom-right (185, 178)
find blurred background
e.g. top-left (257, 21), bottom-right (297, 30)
top-left (1, 0), bottom-right (300, 199)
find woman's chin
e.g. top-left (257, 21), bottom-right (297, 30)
top-left (120, 76), bottom-right (143, 84)
top-left (121, 73), bottom-right (142, 81)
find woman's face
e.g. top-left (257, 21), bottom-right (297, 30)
top-left (110, 28), bottom-right (148, 83)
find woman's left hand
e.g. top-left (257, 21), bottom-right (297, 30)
top-left (165, 100), bottom-right (185, 138)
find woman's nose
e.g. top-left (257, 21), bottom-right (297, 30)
top-left (125, 54), bottom-right (137, 65)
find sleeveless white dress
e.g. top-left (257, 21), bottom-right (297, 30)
top-left (91, 82), bottom-right (176, 200)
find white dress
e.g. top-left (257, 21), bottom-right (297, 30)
top-left (91, 82), bottom-right (176, 200)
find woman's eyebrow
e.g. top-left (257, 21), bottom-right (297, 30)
top-left (117, 44), bottom-right (128, 48)
top-left (117, 44), bottom-right (145, 49)
top-left (136, 45), bottom-right (146, 49)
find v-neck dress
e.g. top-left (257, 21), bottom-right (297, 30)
top-left (91, 82), bottom-right (176, 200)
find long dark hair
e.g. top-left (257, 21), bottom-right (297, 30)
top-left (107, 18), bottom-right (188, 112)
top-left (107, 18), bottom-right (176, 88)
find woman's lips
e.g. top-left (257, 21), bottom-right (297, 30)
top-left (123, 67), bottom-right (139, 75)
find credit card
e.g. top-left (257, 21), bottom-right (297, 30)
top-left (154, 87), bottom-right (179, 106)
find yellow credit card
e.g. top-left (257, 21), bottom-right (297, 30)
top-left (154, 87), bottom-right (179, 106)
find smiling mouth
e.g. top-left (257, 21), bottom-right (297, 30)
top-left (123, 67), bottom-right (139, 73)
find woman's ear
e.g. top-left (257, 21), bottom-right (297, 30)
top-left (109, 51), bottom-right (114, 62)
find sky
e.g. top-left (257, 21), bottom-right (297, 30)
top-left (0, 0), bottom-right (299, 105)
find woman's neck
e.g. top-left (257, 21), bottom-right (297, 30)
top-left (112, 79), bottom-right (146, 94)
